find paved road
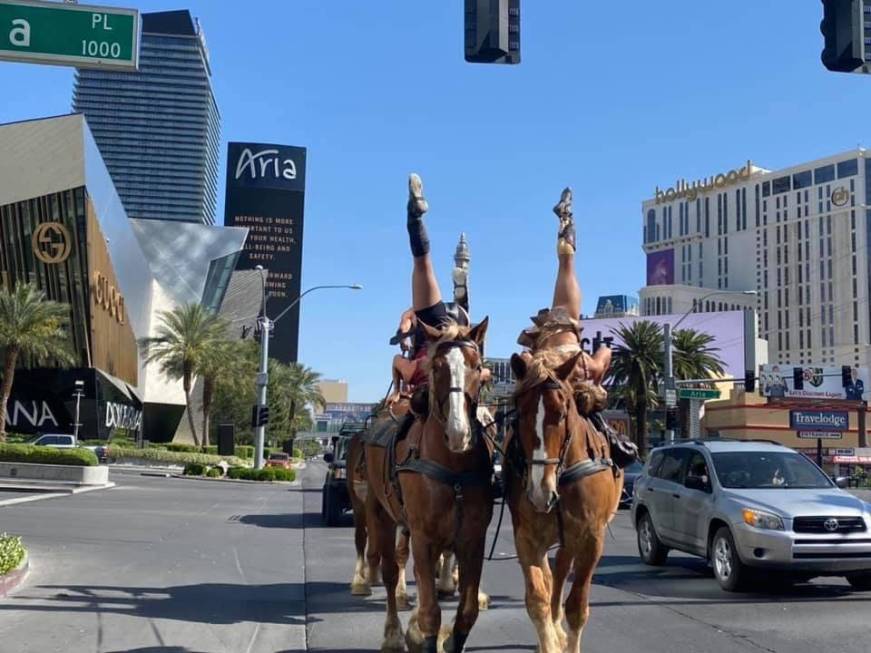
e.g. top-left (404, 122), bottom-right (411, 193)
top-left (0, 469), bottom-right (306, 653)
top-left (302, 461), bottom-right (871, 653)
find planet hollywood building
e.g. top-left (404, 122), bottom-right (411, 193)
top-left (0, 114), bottom-right (248, 441)
top-left (640, 149), bottom-right (871, 370)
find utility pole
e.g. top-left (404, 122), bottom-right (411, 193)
top-left (663, 322), bottom-right (675, 441)
top-left (254, 314), bottom-right (270, 470)
top-left (72, 379), bottom-right (84, 444)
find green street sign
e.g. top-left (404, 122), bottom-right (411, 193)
top-left (677, 388), bottom-right (721, 400)
top-left (0, 0), bottom-right (139, 71)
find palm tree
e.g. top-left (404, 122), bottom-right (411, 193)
top-left (672, 328), bottom-right (725, 437)
top-left (139, 303), bottom-right (228, 448)
top-left (609, 320), bottom-right (663, 457)
top-left (198, 340), bottom-right (250, 449)
top-left (0, 283), bottom-right (76, 442)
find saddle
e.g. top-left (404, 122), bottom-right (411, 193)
top-left (589, 412), bottom-right (638, 469)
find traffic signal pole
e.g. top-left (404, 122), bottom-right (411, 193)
top-left (254, 315), bottom-right (270, 470)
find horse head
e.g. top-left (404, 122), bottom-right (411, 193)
top-left (510, 350), bottom-right (581, 513)
top-left (419, 317), bottom-right (489, 453)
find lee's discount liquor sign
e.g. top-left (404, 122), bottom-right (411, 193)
top-left (224, 142), bottom-right (307, 363)
top-left (790, 410), bottom-right (849, 433)
top-left (0, 0), bottom-right (139, 70)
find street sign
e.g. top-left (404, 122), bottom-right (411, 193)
top-left (677, 388), bottom-right (721, 400)
top-left (797, 431), bottom-right (844, 440)
top-left (664, 389), bottom-right (677, 408)
top-left (0, 0), bottom-right (139, 70)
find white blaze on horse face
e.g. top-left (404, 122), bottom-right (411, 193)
top-left (445, 346), bottom-right (471, 451)
top-left (528, 395), bottom-right (552, 511)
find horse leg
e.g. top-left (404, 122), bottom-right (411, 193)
top-left (563, 539), bottom-right (604, 653)
top-left (550, 547), bottom-right (572, 651)
top-left (444, 535), bottom-right (486, 653)
top-left (437, 550), bottom-right (456, 598)
top-left (405, 536), bottom-right (441, 653)
top-left (396, 528), bottom-right (414, 610)
top-left (351, 499), bottom-right (371, 595)
top-left (517, 537), bottom-right (561, 653)
top-left (372, 501), bottom-right (404, 652)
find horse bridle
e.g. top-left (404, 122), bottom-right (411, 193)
top-left (511, 377), bottom-right (575, 502)
top-left (428, 340), bottom-right (484, 439)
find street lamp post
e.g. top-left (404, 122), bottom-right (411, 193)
top-left (252, 266), bottom-right (362, 470)
top-left (663, 290), bottom-right (757, 441)
top-left (72, 379), bottom-right (84, 444)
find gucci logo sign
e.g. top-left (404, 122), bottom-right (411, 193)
top-left (32, 222), bottom-right (71, 264)
top-left (92, 271), bottom-right (125, 325)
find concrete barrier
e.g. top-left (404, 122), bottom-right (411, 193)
top-left (0, 461), bottom-right (109, 486)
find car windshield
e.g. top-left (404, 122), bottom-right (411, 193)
top-left (711, 451), bottom-right (833, 489)
top-left (626, 461), bottom-right (644, 474)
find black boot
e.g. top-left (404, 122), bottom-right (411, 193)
top-left (407, 173), bottom-right (431, 257)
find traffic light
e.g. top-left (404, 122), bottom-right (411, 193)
top-left (744, 370), bottom-right (756, 393)
top-left (793, 367), bottom-right (804, 391)
top-left (251, 405), bottom-right (270, 428)
top-left (820, 0), bottom-right (868, 73)
top-left (843, 365), bottom-right (853, 386)
top-left (464, 0), bottom-right (521, 64)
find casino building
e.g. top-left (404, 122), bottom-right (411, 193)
top-left (0, 114), bottom-right (248, 442)
top-left (640, 150), bottom-right (871, 370)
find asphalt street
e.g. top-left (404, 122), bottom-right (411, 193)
top-left (0, 469), bottom-right (306, 653)
top-left (302, 460), bottom-right (871, 653)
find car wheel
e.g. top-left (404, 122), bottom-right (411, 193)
top-left (637, 512), bottom-right (669, 566)
top-left (846, 573), bottom-right (871, 591)
top-left (711, 527), bottom-right (750, 592)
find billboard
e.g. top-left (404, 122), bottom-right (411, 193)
top-left (580, 310), bottom-right (749, 379)
top-left (646, 249), bottom-right (674, 286)
top-left (760, 365), bottom-right (868, 401)
top-left (224, 143), bottom-right (307, 362)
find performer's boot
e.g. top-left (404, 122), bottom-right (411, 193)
top-left (553, 186), bottom-right (576, 255)
top-left (407, 173), bottom-right (430, 257)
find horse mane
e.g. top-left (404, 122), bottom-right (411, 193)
top-left (512, 349), bottom-right (574, 397)
top-left (422, 324), bottom-right (475, 373)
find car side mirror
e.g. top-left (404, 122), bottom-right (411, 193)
top-left (685, 475), bottom-right (711, 493)
top-left (835, 476), bottom-right (850, 489)
top-left (323, 452), bottom-right (334, 464)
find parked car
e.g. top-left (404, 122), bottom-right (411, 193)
top-left (632, 439), bottom-right (871, 591)
top-left (619, 460), bottom-right (645, 508)
top-left (265, 452), bottom-right (292, 469)
top-left (26, 433), bottom-right (107, 463)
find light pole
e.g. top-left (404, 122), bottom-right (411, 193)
top-left (663, 290), bottom-right (757, 441)
top-left (72, 379), bottom-right (84, 444)
top-left (252, 266), bottom-right (362, 469)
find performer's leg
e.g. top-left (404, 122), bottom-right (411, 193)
top-left (407, 173), bottom-right (443, 311)
top-left (551, 187), bottom-right (581, 318)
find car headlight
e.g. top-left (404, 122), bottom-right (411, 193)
top-left (742, 508), bottom-right (784, 530)
top-left (333, 468), bottom-right (347, 480)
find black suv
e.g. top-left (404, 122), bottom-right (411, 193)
top-left (321, 423), bottom-right (365, 526)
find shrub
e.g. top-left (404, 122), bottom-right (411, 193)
top-left (292, 448), bottom-right (303, 459)
top-left (4, 433), bottom-right (30, 444)
top-left (226, 466), bottom-right (295, 482)
top-left (183, 462), bottom-right (207, 476)
top-left (0, 534), bottom-right (25, 576)
top-left (205, 467), bottom-right (222, 478)
top-left (164, 443), bottom-right (198, 453)
top-left (0, 444), bottom-right (98, 466)
top-left (105, 446), bottom-right (246, 468)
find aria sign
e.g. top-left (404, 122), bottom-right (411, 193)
top-left (655, 161), bottom-right (753, 204)
top-left (31, 221), bottom-right (71, 264)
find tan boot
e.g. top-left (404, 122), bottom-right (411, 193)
top-left (553, 186), bottom-right (576, 254)
top-left (408, 173), bottom-right (429, 218)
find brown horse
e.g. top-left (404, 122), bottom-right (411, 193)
top-left (347, 429), bottom-right (413, 610)
top-left (506, 351), bottom-right (623, 653)
top-left (364, 319), bottom-right (492, 653)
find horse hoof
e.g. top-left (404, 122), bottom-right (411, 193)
top-left (437, 623), bottom-right (453, 653)
top-left (350, 582), bottom-right (372, 596)
top-left (405, 610), bottom-right (424, 653)
top-left (397, 593), bottom-right (415, 611)
top-left (477, 591), bottom-right (490, 611)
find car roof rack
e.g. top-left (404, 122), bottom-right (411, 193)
top-left (652, 437), bottom-right (785, 449)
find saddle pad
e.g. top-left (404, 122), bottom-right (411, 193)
top-left (361, 416), bottom-right (400, 449)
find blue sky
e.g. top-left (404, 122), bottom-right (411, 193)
top-left (1, 1), bottom-right (868, 401)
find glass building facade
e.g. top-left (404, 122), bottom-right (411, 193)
top-left (73, 10), bottom-right (220, 224)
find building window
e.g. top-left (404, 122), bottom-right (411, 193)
top-left (772, 175), bottom-right (791, 194)
top-left (793, 170), bottom-right (812, 189)
top-left (762, 180), bottom-right (771, 197)
top-left (838, 158), bottom-right (859, 178)
top-left (814, 164), bottom-right (835, 185)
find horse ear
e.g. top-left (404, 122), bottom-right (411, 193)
top-left (555, 352), bottom-right (582, 381)
top-left (419, 320), bottom-right (442, 341)
top-left (511, 352), bottom-right (528, 380)
top-left (468, 316), bottom-right (489, 347)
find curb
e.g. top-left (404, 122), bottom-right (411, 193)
top-left (0, 482), bottom-right (115, 508)
top-left (0, 552), bottom-right (29, 598)
top-left (169, 474), bottom-right (299, 486)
